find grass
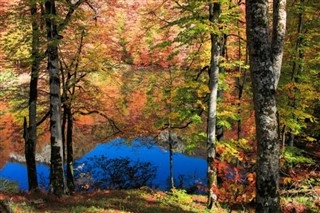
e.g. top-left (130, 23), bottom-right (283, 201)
top-left (0, 189), bottom-right (218, 213)
top-left (1, 187), bottom-right (318, 212)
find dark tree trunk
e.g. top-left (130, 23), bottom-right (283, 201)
top-left (168, 124), bottom-right (174, 190)
top-left (45, 0), bottom-right (67, 196)
top-left (66, 106), bottom-right (75, 192)
top-left (288, 0), bottom-right (304, 147)
top-left (61, 103), bottom-right (67, 163)
top-left (61, 58), bottom-right (69, 184)
top-left (25, 0), bottom-right (40, 191)
top-left (207, 2), bottom-right (221, 209)
top-left (61, 99), bottom-right (74, 192)
top-left (236, 23), bottom-right (246, 142)
top-left (61, 30), bottom-right (85, 194)
top-left (246, 0), bottom-right (286, 212)
top-left (169, 133), bottom-right (174, 189)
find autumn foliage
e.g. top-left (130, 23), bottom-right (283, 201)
top-left (0, 0), bottom-right (319, 211)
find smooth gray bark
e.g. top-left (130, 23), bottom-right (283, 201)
top-left (272, 0), bottom-right (287, 89)
top-left (45, 0), bottom-right (67, 196)
top-left (246, 0), bottom-right (286, 212)
top-left (207, 2), bottom-right (221, 209)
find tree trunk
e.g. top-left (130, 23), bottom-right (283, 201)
top-left (216, 33), bottom-right (227, 142)
top-left (207, 2), bottom-right (221, 209)
top-left (272, 0), bottom-right (287, 90)
top-left (168, 70), bottom-right (174, 190)
top-left (61, 101), bottom-right (67, 163)
top-left (288, 0), bottom-right (304, 147)
top-left (236, 22), bottom-right (246, 142)
top-left (169, 132), bottom-right (174, 189)
top-left (25, 0), bottom-right (40, 191)
top-left (246, 0), bottom-right (286, 212)
top-left (66, 106), bottom-right (75, 192)
top-left (61, 29), bottom-right (85, 194)
top-left (61, 58), bottom-right (69, 176)
top-left (45, 0), bottom-right (67, 196)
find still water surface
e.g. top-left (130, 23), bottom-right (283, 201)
top-left (0, 139), bottom-right (207, 191)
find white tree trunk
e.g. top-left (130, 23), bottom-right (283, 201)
top-left (207, 2), bottom-right (221, 209)
top-left (246, 0), bottom-right (286, 212)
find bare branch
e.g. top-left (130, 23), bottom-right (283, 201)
top-left (58, 0), bottom-right (86, 33)
top-left (194, 66), bottom-right (209, 81)
top-left (36, 111), bottom-right (50, 126)
top-left (76, 110), bottom-right (122, 134)
top-left (226, 33), bottom-right (246, 42)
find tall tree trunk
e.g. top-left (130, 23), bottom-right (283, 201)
top-left (25, 0), bottom-right (40, 191)
top-left (216, 33), bottom-right (227, 142)
top-left (61, 59), bottom-right (69, 173)
top-left (236, 22), bottom-right (246, 142)
top-left (272, 0), bottom-right (287, 90)
top-left (168, 70), bottom-right (174, 190)
top-left (61, 30), bottom-right (85, 194)
top-left (288, 0), bottom-right (304, 146)
top-left (246, 0), bottom-right (286, 212)
top-left (61, 104), bottom-right (67, 162)
top-left (45, 0), bottom-right (67, 196)
top-left (207, 2), bottom-right (221, 209)
top-left (66, 106), bottom-right (75, 192)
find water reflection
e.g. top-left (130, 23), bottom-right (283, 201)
top-left (0, 139), bottom-right (206, 191)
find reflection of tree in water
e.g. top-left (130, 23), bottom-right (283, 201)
top-left (37, 171), bottom-right (49, 191)
top-left (74, 156), bottom-right (157, 191)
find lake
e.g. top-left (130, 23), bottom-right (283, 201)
top-left (0, 139), bottom-right (207, 192)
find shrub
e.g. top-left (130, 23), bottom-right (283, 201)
top-left (0, 177), bottom-right (19, 193)
top-left (74, 156), bottom-right (157, 191)
top-left (283, 146), bottom-right (315, 167)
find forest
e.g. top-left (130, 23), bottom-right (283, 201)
top-left (0, 0), bottom-right (319, 212)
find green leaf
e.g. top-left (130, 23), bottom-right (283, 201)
top-left (190, 114), bottom-right (202, 123)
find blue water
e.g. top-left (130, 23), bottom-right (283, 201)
top-left (0, 139), bottom-right (207, 191)
top-left (0, 162), bottom-right (49, 190)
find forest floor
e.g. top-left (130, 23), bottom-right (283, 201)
top-left (0, 187), bottom-right (319, 213)
top-left (0, 189), bottom-right (225, 213)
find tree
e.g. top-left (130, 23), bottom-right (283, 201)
top-left (206, 1), bottom-right (222, 209)
top-left (60, 29), bottom-right (87, 192)
top-left (246, 0), bottom-right (286, 211)
top-left (24, 0), bottom-right (42, 192)
top-left (287, 0), bottom-right (304, 146)
top-left (45, 0), bottom-right (67, 196)
top-left (0, 0), bottom-right (47, 191)
top-left (45, 0), bottom-right (86, 196)
top-left (277, 0), bottom-right (320, 146)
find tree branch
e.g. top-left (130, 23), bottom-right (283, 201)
top-left (36, 111), bottom-right (50, 126)
top-left (194, 66), bottom-right (209, 81)
top-left (58, 0), bottom-right (86, 33)
top-left (226, 33), bottom-right (247, 42)
top-left (76, 110), bottom-right (122, 134)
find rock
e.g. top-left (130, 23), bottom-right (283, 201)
top-left (9, 145), bottom-right (51, 164)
